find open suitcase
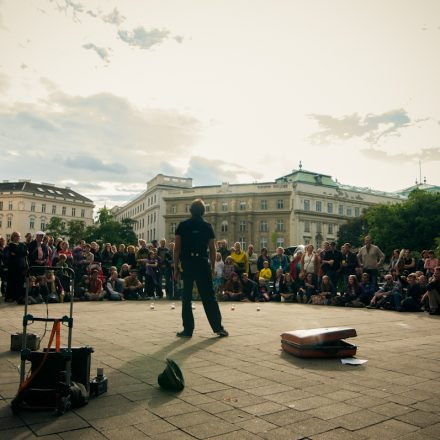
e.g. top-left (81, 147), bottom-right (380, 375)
top-left (281, 327), bottom-right (357, 358)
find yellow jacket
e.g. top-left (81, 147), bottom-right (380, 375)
top-left (230, 251), bottom-right (249, 273)
top-left (259, 267), bottom-right (272, 280)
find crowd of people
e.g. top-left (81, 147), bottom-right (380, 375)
top-left (0, 231), bottom-right (439, 315)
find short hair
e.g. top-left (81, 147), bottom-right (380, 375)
top-left (190, 199), bottom-right (205, 217)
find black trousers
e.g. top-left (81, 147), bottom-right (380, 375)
top-left (181, 258), bottom-right (223, 334)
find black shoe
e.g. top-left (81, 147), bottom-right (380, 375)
top-left (216, 329), bottom-right (229, 337)
top-left (176, 331), bottom-right (192, 338)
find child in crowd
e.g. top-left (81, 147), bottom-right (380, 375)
top-left (213, 252), bottom-right (224, 296)
top-left (256, 277), bottom-right (270, 302)
top-left (259, 260), bottom-right (272, 287)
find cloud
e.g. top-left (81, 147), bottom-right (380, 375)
top-left (184, 156), bottom-right (263, 186)
top-left (86, 10), bottom-right (98, 18)
top-left (102, 8), bottom-right (126, 26)
top-left (0, 88), bottom-right (201, 205)
top-left (309, 109), bottom-right (411, 145)
top-left (118, 26), bottom-right (170, 50)
top-left (0, 71), bottom-right (9, 93)
top-left (83, 43), bottom-right (111, 63)
top-left (52, 0), bottom-right (84, 22)
top-left (361, 147), bottom-right (440, 163)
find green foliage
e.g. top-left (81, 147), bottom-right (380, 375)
top-left (363, 189), bottom-right (440, 257)
top-left (45, 217), bottom-right (66, 239)
top-left (336, 217), bottom-right (367, 248)
top-left (97, 206), bottom-right (113, 224)
top-left (66, 220), bottom-right (87, 246)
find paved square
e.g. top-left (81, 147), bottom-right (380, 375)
top-left (1, 301), bottom-right (439, 439)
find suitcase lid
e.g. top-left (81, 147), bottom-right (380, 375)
top-left (281, 327), bottom-right (357, 345)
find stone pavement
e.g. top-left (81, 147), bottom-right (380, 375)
top-left (0, 300), bottom-right (440, 439)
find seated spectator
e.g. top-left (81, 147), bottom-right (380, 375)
top-left (42, 270), bottom-right (64, 303)
top-left (55, 254), bottom-right (71, 293)
top-left (426, 267), bottom-right (440, 315)
top-left (298, 272), bottom-right (317, 304)
top-left (85, 269), bottom-right (105, 301)
top-left (105, 270), bottom-right (124, 301)
top-left (75, 275), bottom-right (89, 300)
top-left (389, 249), bottom-right (400, 272)
top-left (280, 272), bottom-right (297, 302)
top-left (256, 277), bottom-right (270, 302)
top-left (337, 275), bottom-right (362, 307)
top-left (119, 263), bottom-right (130, 279)
top-left (241, 272), bottom-right (258, 301)
top-left (399, 273), bottom-right (423, 312)
top-left (259, 260), bottom-right (272, 284)
top-left (270, 268), bottom-right (284, 301)
top-left (28, 276), bottom-right (44, 304)
top-left (230, 242), bottom-right (249, 278)
top-left (367, 274), bottom-right (399, 309)
top-left (123, 269), bottom-right (143, 300)
top-left (223, 272), bottom-right (244, 301)
top-left (359, 272), bottom-right (375, 305)
top-left (417, 250), bottom-right (428, 273)
top-left (313, 275), bottom-right (335, 305)
top-left (223, 256), bottom-right (235, 283)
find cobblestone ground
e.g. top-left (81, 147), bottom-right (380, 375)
top-left (1, 300), bottom-right (440, 440)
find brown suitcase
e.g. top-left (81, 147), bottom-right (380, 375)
top-left (281, 327), bottom-right (357, 358)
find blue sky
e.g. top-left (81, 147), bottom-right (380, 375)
top-left (1, 0), bottom-right (439, 208)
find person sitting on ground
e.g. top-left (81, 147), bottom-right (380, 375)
top-left (222, 256), bottom-right (235, 284)
top-left (223, 272), bottom-right (244, 301)
top-left (75, 275), bottom-right (89, 300)
top-left (259, 260), bottom-right (272, 285)
top-left (298, 272), bottom-right (317, 304)
top-left (105, 269), bottom-right (124, 301)
top-left (313, 275), bottom-right (336, 305)
top-left (426, 267), bottom-right (440, 315)
top-left (359, 272), bottom-right (375, 305)
top-left (55, 253), bottom-right (71, 293)
top-left (256, 277), bottom-right (270, 302)
top-left (44, 270), bottom-right (64, 303)
top-left (230, 242), bottom-right (249, 278)
top-left (270, 268), bottom-right (284, 301)
top-left (28, 276), bottom-right (44, 304)
top-left (280, 272), bottom-right (297, 302)
top-left (123, 269), bottom-right (143, 300)
top-left (85, 269), bottom-right (105, 301)
top-left (338, 275), bottom-right (363, 307)
top-left (241, 272), bottom-right (258, 301)
top-left (399, 273), bottom-right (423, 312)
top-left (367, 274), bottom-right (398, 309)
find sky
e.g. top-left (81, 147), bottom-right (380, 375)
top-left (1, 0), bottom-right (439, 209)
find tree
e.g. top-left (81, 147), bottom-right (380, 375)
top-left (336, 217), bottom-right (367, 249)
top-left (97, 206), bottom-right (113, 225)
top-left (45, 217), bottom-right (66, 239)
top-left (120, 218), bottom-right (138, 245)
top-left (67, 220), bottom-right (87, 246)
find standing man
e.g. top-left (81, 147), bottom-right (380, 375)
top-left (247, 244), bottom-right (258, 280)
top-left (157, 238), bottom-right (173, 299)
top-left (173, 199), bottom-right (228, 338)
top-left (357, 235), bottom-right (384, 290)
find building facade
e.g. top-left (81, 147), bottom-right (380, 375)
top-left (0, 180), bottom-right (94, 241)
top-left (113, 174), bottom-right (193, 242)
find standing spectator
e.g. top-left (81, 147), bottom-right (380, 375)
top-left (357, 235), bottom-right (385, 290)
top-left (145, 251), bottom-right (159, 298)
top-left (213, 253), bottom-right (224, 296)
top-left (126, 245), bottom-right (137, 269)
top-left (136, 240), bottom-right (149, 295)
top-left (300, 244), bottom-right (320, 283)
top-left (24, 233), bottom-right (32, 250)
top-left (100, 243), bottom-right (114, 276)
top-left (424, 250), bottom-right (438, 278)
top-left (320, 242), bottom-right (338, 287)
top-left (157, 239), bottom-right (173, 298)
top-left (271, 247), bottom-right (289, 274)
top-left (4, 232), bottom-right (28, 303)
top-left (90, 242), bottom-right (102, 264)
top-left (339, 243), bottom-right (358, 289)
top-left (247, 244), bottom-right (258, 279)
top-left (257, 247), bottom-right (271, 271)
top-left (28, 231), bottom-right (48, 275)
top-left (217, 240), bottom-right (230, 263)
top-left (403, 250), bottom-right (416, 272)
top-left (0, 236), bottom-right (6, 298)
top-left (389, 249), bottom-right (400, 272)
top-left (289, 250), bottom-right (303, 281)
top-left (426, 267), bottom-right (440, 315)
top-left (230, 242), bottom-right (249, 278)
top-left (112, 244), bottom-right (127, 272)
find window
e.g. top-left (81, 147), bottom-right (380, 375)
top-left (29, 219), bottom-right (35, 229)
top-left (260, 220), bottom-right (268, 232)
top-left (0, 201), bottom-right (3, 210)
top-left (205, 204), bottom-right (210, 212)
top-left (62, 206), bottom-right (66, 216)
top-left (260, 200), bottom-right (267, 210)
top-left (277, 199), bottom-right (284, 209)
top-left (316, 221), bottom-right (322, 232)
top-left (239, 221), bottom-right (246, 232)
top-left (171, 223), bottom-right (177, 234)
top-left (41, 203), bottom-right (46, 213)
top-left (355, 207), bottom-right (360, 217)
top-left (40, 221), bottom-right (45, 231)
top-left (171, 205), bottom-right (176, 214)
top-left (221, 220), bottom-right (228, 232)
top-left (316, 201), bottom-right (322, 212)
top-left (72, 208), bottom-right (76, 217)
top-left (276, 219), bottom-right (284, 232)
top-left (31, 202), bottom-right (35, 212)
top-left (8, 201), bottom-right (13, 210)
top-left (276, 237), bottom-right (284, 248)
top-left (327, 202), bottom-right (333, 214)
top-left (81, 209), bottom-right (85, 218)
top-left (347, 207), bottom-right (352, 216)
top-left (52, 205), bottom-right (56, 214)
top-left (338, 204), bottom-right (344, 215)
top-left (304, 220), bottom-right (310, 233)
top-left (239, 201), bottom-right (246, 211)
top-left (328, 223), bottom-right (333, 234)
top-left (304, 200), bottom-right (310, 211)
top-left (239, 237), bottom-right (246, 249)
top-left (260, 238), bottom-right (268, 250)
top-left (7, 218), bottom-right (12, 228)
top-left (221, 202), bottom-right (228, 212)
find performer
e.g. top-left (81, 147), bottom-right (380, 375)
top-left (173, 199), bottom-right (228, 338)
